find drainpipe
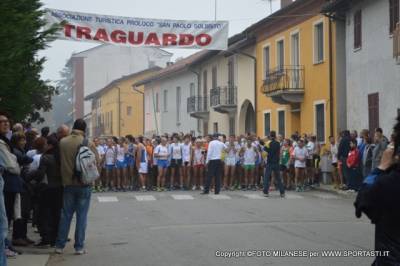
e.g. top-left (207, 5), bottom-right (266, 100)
top-left (188, 67), bottom-right (202, 134)
top-left (328, 17), bottom-right (334, 138)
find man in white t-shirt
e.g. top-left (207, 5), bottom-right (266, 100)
top-left (294, 139), bottom-right (308, 192)
top-left (202, 133), bottom-right (226, 195)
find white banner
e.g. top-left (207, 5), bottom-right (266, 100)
top-left (44, 8), bottom-right (229, 50)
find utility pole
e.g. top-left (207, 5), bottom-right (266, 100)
top-left (117, 86), bottom-right (121, 137)
top-left (214, 0), bottom-right (217, 20)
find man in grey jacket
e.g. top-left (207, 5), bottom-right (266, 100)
top-left (372, 128), bottom-right (388, 170)
top-left (0, 113), bottom-right (21, 265)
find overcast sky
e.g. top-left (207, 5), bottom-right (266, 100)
top-left (40, 0), bottom-right (280, 82)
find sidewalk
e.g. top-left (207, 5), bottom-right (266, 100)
top-left (6, 218), bottom-right (76, 266)
top-left (314, 183), bottom-right (358, 198)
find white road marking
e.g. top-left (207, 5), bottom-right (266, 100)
top-left (97, 196), bottom-right (119, 202)
top-left (135, 195), bottom-right (157, 201)
top-left (243, 194), bottom-right (265, 199)
top-left (208, 194), bottom-right (231, 200)
top-left (285, 193), bottom-right (305, 199)
top-left (314, 193), bottom-right (339, 199)
top-left (171, 194), bottom-right (194, 200)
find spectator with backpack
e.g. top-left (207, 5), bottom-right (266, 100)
top-left (55, 119), bottom-right (99, 255)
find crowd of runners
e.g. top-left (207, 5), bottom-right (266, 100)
top-left (92, 128), bottom-right (391, 194)
top-left (0, 111), bottom-right (396, 262)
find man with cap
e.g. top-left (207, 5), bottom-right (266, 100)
top-left (201, 133), bottom-right (226, 195)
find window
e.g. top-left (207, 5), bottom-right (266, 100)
top-left (278, 110), bottom-right (285, 138)
top-left (212, 66), bottom-right (217, 89)
top-left (263, 46), bottom-right (270, 78)
top-left (190, 83), bottom-right (195, 97)
top-left (390, 0), bottom-right (400, 34)
top-left (127, 106), bottom-right (132, 116)
top-left (155, 92), bottom-right (159, 113)
top-left (98, 98), bottom-right (101, 108)
top-left (213, 122), bottom-right (218, 134)
top-left (368, 93), bottom-right (379, 134)
top-left (163, 90), bottom-right (168, 112)
top-left (277, 39), bottom-right (284, 71)
top-left (291, 33), bottom-right (299, 65)
top-left (315, 103), bottom-right (325, 142)
top-left (314, 22), bottom-right (324, 63)
top-left (354, 10), bottom-right (362, 49)
top-left (176, 87), bottom-right (181, 123)
top-left (229, 117), bottom-right (235, 136)
top-left (264, 112), bottom-right (271, 137)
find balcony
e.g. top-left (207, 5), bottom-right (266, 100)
top-left (187, 96), bottom-right (209, 120)
top-left (261, 65), bottom-right (305, 105)
top-left (210, 86), bottom-right (237, 113)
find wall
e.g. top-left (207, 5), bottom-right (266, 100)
top-left (71, 45), bottom-right (171, 119)
top-left (157, 71), bottom-right (199, 135)
top-left (196, 54), bottom-right (230, 135)
top-left (236, 45), bottom-right (256, 134)
top-left (256, 14), bottom-right (333, 142)
top-left (345, 0), bottom-right (400, 134)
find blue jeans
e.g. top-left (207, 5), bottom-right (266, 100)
top-left (0, 175), bottom-right (7, 266)
top-left (56, 186), bottom-right (91, 251)
top-left (263, 163), bottom-right (285, 195)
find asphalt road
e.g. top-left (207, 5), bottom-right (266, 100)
top-left (46, 190), bottom-right (375, 266)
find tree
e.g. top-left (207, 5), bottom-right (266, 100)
top-left (52, 65), bottom-right (73, 125)
top-left (0, 0), bottom-right (59, 123)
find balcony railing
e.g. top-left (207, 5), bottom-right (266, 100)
top-left (210, 86), bottom-right (237, 107)
top-left (262, 65), bottom-right (305, 94)
top-left (187, 96), bottom-right (209, 113)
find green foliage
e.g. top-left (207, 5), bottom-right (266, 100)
top-left (0, 0), bottom-right (59, 123)
top-left (52, 65), bottom-right (73, 125)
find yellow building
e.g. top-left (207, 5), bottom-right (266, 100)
top-left (247, 0), bottom-right (346, 142)
top-left (85, 67), bottom-right (161, 137)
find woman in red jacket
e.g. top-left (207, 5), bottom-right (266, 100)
top-left (346, 139), bottom-right (361, 192)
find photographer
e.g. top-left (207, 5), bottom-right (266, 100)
top-left (354, 115), bottom-right (400, 265)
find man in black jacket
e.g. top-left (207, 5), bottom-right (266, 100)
top-left (263, 131), bottom-right (285, 197)
top-left (355, 115), bottom-right (400, 265)
top-left (338, 130), bottom-right (351, 189)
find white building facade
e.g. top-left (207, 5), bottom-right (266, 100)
top-left (326, 0), bottom-right (400, 135)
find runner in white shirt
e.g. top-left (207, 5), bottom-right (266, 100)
top-left (116, 137), bottom-right (128, 191)
top-left (181, 136), bottom-right (192, 190)
top-left (224, 135), bottom-right (238, 190)
top-left (154, 137), bottom-right (170, 191)
top-left (94, 137), bottom-right (105, 192)
top-left (104, 138), bottom-right (116, 191)
top-left (169, 136), bottom-right (182, 190)
top-left (192, 139), bottom-right (205, 190)
top-left (241, 139), bottom-right (258, 190)
top-left (294, 139), bottom-right (309, 192)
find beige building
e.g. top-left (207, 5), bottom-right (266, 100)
top-left (85, 67), bottom-right (161, 137)
top-left (188, 33), bottom-right (256, 136)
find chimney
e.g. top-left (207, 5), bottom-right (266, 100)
top-left (281, 0), bottom-right (294, 9)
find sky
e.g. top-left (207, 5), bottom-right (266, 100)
top-left (40, 0), bottom-right (280, 83)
